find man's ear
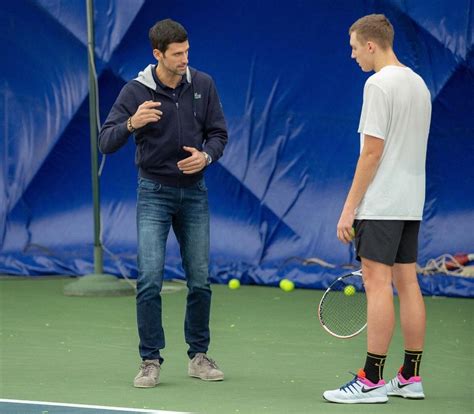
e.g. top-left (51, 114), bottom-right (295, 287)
top-left (367, 41), bottom-right (376, 54)
top-left (153, 49), bottom-right (162, 61)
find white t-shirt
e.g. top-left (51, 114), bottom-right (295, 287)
top-left (356, 65), bottom-right (432, 220)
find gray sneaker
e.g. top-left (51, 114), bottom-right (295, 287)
top-left (133, 360), bottom-right (160, 388)
top-left (188, 353), bottom-right (224, 381)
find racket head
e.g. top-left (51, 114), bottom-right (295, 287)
top-left (318, 270), bottom-right (367, 339)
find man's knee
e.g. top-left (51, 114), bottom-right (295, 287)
top-left (361, 257), bottom-right (392, 290)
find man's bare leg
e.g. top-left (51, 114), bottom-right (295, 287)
top-left (362, 257), bottom-right (395, 355)
top-left (392, 262), bottom-right (425, 350)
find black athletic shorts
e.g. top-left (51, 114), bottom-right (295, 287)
top-left (353, 220), bottom-right (421, 266)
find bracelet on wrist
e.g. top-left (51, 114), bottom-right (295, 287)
top-left (127, 117), bottom-right (136, 133)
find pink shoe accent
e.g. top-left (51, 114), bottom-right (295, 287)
top-left (397, 371), bottom-right (422, 384)
top-left (357, 369), bottom-right (386, 387)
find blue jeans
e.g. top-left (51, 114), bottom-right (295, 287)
top-left (136, 177), bottom-right (211, 363)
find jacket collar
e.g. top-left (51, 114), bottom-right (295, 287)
top-left (135, 64), bottom-right (192, 91)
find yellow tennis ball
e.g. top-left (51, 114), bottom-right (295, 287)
top-left (344, 285), bottom-right (356, 296)
top-left (228, 278), bottom-right (240, 289)
top-left (350, 227), bottom-right (356, 239)
top-left (279, 279), bottom-right (295, 292)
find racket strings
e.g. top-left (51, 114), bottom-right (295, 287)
top-left (320, 278), bottom-right (366, 338)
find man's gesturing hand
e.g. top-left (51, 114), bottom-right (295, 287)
top-left (177, 146), bottom-right (207, 174)
top-left (130, 101), bottom-right (162, 129)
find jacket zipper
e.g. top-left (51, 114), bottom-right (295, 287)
top-left (176, 101), bottom-right (181, 187)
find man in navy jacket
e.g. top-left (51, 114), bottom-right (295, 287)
top-left (99, 18), bottom-right (227, 388)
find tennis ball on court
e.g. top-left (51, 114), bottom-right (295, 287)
top-left (279, 279), bottom-right (295, 292)
top-left (344, 285), bottom-right (356, 296)
top-left (228, 278), bottom-right (240, 289)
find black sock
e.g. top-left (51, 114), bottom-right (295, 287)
top-left (401, 350), bottom-right (423, 379)
top-left (363, 352), bottom-right (386, 383)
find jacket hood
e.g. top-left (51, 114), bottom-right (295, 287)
top-left (135, 64), bottom-right (192, 89)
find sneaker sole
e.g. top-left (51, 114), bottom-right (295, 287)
top-left (133, 381), bottom-right (159, 388)
top-left (387, 392), bottom-right (424, 399)
top-left (189, 373), bottom-right (224, 381)
top-left (323, 395), bottom-right (388, 404)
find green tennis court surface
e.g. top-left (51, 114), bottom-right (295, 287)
top-left (1, 277), bottom-right (472, 413)
top-left (0, 399), bottom-right (189, 414)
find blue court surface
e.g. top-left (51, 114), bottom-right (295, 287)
top-left (0, 400), bottom-right (191, 414)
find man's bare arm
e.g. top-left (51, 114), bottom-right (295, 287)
top-left (337, 135), bottom-right (384, 243)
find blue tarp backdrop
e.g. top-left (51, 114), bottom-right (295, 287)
top-left (1, 1), bottom-right (473, 296)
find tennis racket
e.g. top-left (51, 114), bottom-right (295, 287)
top-left (318, 269), bottom-right (366, 339)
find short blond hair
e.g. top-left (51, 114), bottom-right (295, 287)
top-left (349, 14), bottom-right (394, 50)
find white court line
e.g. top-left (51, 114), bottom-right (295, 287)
top-left (0, 399), bottom-right (192, 414)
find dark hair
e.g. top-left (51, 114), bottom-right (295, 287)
top-left (149, 19), bottom-right (188, 53)
top-left (349, 14), bottom-right (394, 49)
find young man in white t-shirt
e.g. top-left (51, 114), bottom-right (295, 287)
top-left (323, 14), bottom-right (431, 404)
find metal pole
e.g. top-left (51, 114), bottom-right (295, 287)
top-left (86, 0), bottom-right (103, 274)
top-left (63, 0), bottom-right (134, 296)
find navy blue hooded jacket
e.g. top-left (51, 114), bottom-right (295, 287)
top-left (98, 64), bottom-right (228, 187)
